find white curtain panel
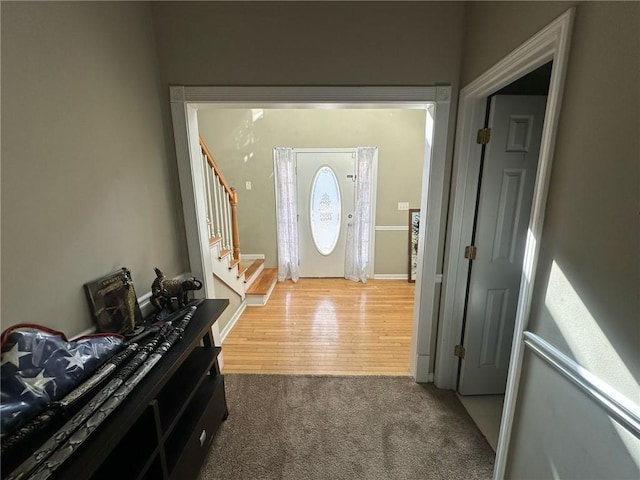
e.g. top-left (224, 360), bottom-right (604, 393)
top-left (274, 147), bottom-right (300, 282)
top-left (345, 147), bottom-right (376, 283)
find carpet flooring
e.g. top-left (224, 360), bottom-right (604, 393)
top-left (199, 375), bottom-right (495, 480)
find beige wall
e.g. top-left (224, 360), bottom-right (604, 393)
top-left (198, 109), bottom-right (426, 275)
top-left (461, 2), bottom-right (639, 477)
top-left (212, 277), bottom-right (243, 334)
top-left (1, 2), bottom-right (186, 335)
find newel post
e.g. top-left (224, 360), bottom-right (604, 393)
top-left (230, 187), bottom-right (241, 262)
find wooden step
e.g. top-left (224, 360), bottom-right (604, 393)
top-left (229, 258), bottom-right (240, 270)
top-left (244, 259), bottom-right (264, 283)
top-left (209, 236), bottom-right (223, 247)
top-left (246, 268), bottom-right (277, 295)
top-left (245, 268), bottom-right (278, 306)
top-left (218, 248), bottom-right (232, 260)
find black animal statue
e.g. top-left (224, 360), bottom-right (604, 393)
top-left (150, 267), bottom-right (203, 311)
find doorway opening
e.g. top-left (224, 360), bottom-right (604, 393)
top-left (170, 87), bottom-right (452, 382)
top-left (199, 109), bottom-right (423, 376)
top-left (456, 61), bottom-right (552, 450)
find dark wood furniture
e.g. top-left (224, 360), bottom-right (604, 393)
top-left (12, 299), bottom-right (229, 480)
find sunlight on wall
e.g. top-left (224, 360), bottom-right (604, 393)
top-left (252, 109), bottom-right (264, 122)
top-left (544, 260), bottom-right (640, 468)
top-left (612, 421), bottom-right (640, 470)
top-left (545, 261), bottom-right (637, 394)
top-left (548, 458), bottom-right (562, 480)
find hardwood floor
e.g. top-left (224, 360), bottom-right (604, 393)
top-left (221, 278), bottom-right (415, 376)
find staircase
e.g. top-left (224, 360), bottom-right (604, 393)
top-left (200, 137), bottom-right (277, 308)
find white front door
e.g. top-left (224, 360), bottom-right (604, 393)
top-left (296, 149), bottom-right (356, 277)
top-left (458, 95), bottom-right (547, 395)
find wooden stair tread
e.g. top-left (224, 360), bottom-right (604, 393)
top-left (209, 236), bottom-right (223, 246)
top-left (244, 259), bottom-right (265, 282)
top-left (229, 258), bottom-right (240, 270)
top-left (218, 248), bottom-right (232, 259)
top-left (246, 268), bottom-right (277, 295)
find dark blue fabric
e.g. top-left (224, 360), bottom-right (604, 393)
top-left (0, 326), bottom-right (122, 437)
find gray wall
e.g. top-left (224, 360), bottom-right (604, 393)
top-left (461, 2), bottom-right (639, 478)
top-left (153, 2), bottom-right (465, 87)
top-left (197, 109), bottom-right (426, 275)
top-left (1, 2), bottom-right (186, 335)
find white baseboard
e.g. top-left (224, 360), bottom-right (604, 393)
top-left (220, 301), bottom-right (247, 343)
top-left (375, 225), bottom-right (409, 231)
top-left (241, 254), bottom-right (265, 261)
top-left (373, 274), bottom-right (408, 280)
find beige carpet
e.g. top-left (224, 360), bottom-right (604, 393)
top-left (199, 374), bottom-right (495, 480)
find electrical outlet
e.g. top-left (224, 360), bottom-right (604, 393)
top-left (398, 202), bottom-right (409, 211)
top-left (246, 181), bottom-right (252, 190)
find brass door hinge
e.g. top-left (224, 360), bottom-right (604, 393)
top-left (464, 245), bottom-right (477, 260)
top-left (477, 127), bottom-right (491, 145)
top-left (454, 345), bottom-right (466, 359)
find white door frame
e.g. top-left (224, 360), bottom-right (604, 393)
top-left (169, 86), bottom-right (451, 383)
top-left (292, 147), bottom-right (378, 279)
top-left (434, 9), bottom-right (574, 478)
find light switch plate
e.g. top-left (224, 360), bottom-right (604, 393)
top-left (246, 181), bottom-right (252, 190)
top-left (398, 202), bottom-right (409, 211)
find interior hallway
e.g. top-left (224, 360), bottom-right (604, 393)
top-left (221, 278), bottom-right (414, 375)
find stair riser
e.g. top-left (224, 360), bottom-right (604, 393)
top-left (210, 243), bottom-right (245, 298)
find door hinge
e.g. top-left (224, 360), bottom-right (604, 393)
top-left (464, 245), bottom-right (477, 260)
top-left (476, 127), bottom-right (491, 145)
top-left (454, 345), bottom-right (466, 359)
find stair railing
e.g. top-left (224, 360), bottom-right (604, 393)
top-left (199, 136), bottom-right (241, 264)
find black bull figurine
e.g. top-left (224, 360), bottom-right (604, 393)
top-left (150, 267), bottom-right (203, 311)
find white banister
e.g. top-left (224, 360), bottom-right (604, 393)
top-left (199, 136), bottom-right (241, 262)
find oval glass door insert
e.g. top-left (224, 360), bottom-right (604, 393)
top-left (310, 166), bottom-right (341, 255)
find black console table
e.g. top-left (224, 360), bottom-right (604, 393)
top-left (4, 299), bottom-right (229, 480)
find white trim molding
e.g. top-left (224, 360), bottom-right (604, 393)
top-left (169, 85), bottom-right (452, 385)
top-left (177, 86), bottom-right (438, 107)
top-left (431, 8), bottom-right (575, 480)
top-left (375, 225), bottom-right (409, 231)
top-left (240, 254), bottom-right (265, 262)
top-left (372, 274), bottom-right (408, 280)
top-left (220, 301), bottom-right (247, 343)
top-left (523, 331), bottom-right (640, 439)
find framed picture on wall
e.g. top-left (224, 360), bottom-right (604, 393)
top-left (408, 209), bottom-right (420, 283)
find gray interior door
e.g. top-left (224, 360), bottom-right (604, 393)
top-left (458, 95), bottom-right (547, 395)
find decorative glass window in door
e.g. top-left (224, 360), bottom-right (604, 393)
top-left (310, 166), bottom-right (341, 255)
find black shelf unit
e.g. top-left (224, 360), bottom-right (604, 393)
top-left (3, 299), bottom-right (229, 480)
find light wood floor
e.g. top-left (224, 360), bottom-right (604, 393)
top-left (221, 278), bottom-right (415, 376)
